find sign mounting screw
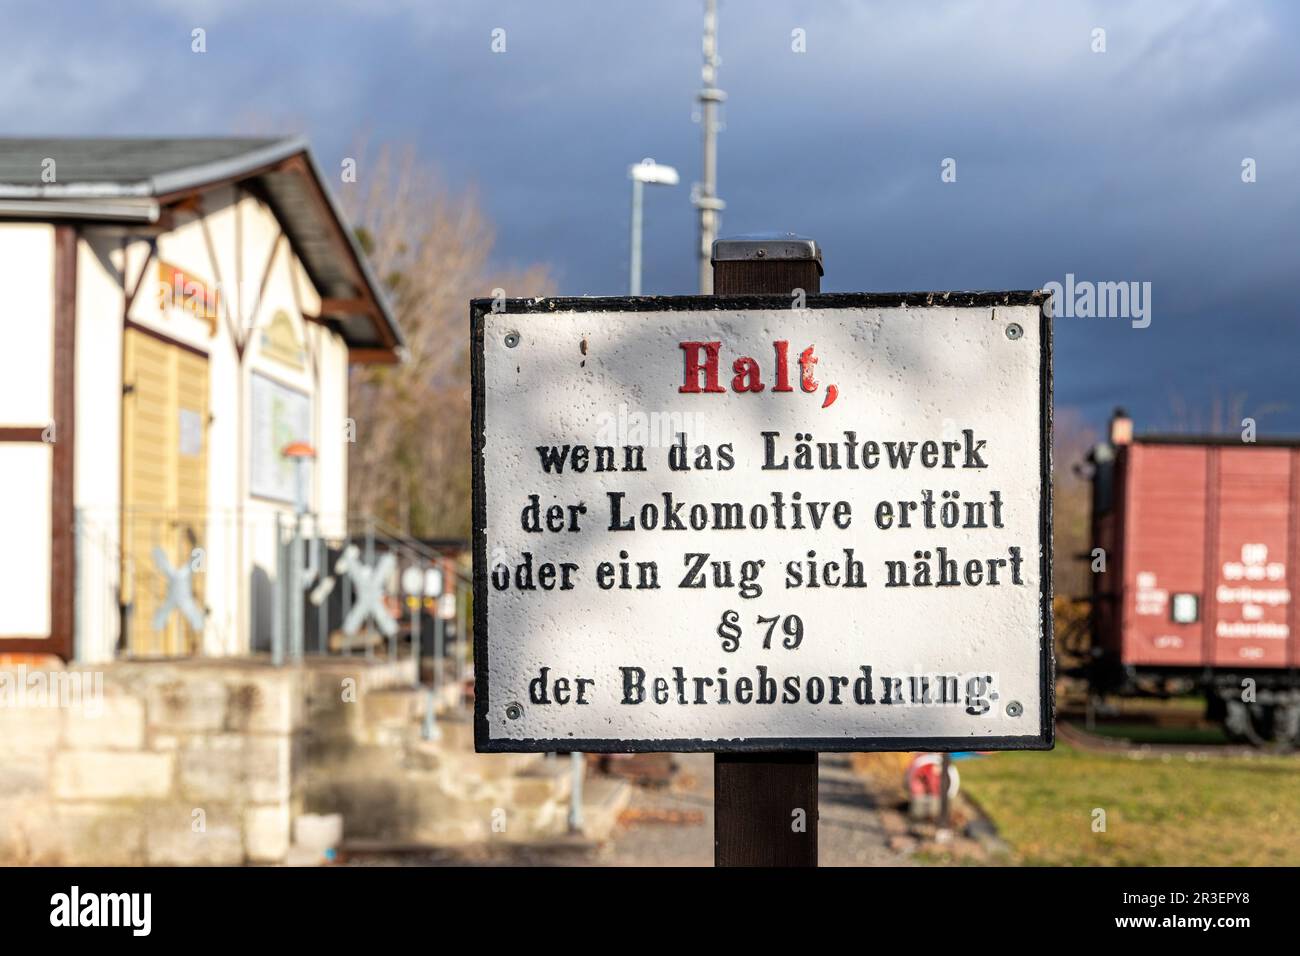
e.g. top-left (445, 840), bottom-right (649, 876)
top-left (504, 331), bottom-right (521, 348)
top-left (505, 702), bottom-right (523, 721)
top-left (1006, 700), bottom-right (1023, 717)
top-left (1005, 323), bottom-right (1023, 341)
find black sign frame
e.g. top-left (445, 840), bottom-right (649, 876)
top-left (470, 291), bottom-right (1054, 753)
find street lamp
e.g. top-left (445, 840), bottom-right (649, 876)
top-left (628, 157), bottom-right (679, 295)
top-left (280, 441), bottom-right (316, 515)
top-left (278, 440), bottom-right (316, 664)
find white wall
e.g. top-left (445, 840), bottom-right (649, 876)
top-left (0, 224), bottom-right (54, 638)
top-left (313, 326), bottom-right (350, 537)
top-left (130, 189), bottom-right (257, 656)
top-left (73, 233), bottom-right (128, 659)
top-left (110, 188), bottom-right (352, 657)
top-left (0, 224), bottom-right (54, 425)
top-left (0, 445), bottom-right (51, 636)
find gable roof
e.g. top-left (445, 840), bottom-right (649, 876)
top-left (0, 137), bottom-right (403, 359)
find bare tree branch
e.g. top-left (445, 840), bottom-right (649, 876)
top-left (342, 142), bottom-right (556, 537)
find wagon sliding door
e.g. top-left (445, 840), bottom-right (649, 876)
top-left (1208, 448), bottom-right (1291, 668)
top-left (120, 326), bottom-right (209, 656)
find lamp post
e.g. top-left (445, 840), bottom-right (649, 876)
top-left (694, 0), bottom-right (725, 293)
top-left (280, 441), bottom-right (316, 663)
top-left (628, 157), bottom-right (679, 294)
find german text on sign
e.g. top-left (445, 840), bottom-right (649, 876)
top-left (472, 293), bottom-right (1053, 752)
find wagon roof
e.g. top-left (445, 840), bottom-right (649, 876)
top-left (1134, 434), bottom-right (1300, 448)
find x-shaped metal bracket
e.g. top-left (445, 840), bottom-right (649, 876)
top-left (341, 551), bottom-right (398, 638)
top-left (151, 545), bottom-right (206, 633)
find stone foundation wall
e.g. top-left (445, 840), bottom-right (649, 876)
top-left (0, 655), bottom-right (584, 863)
top-left (0, 660), bottom-right (304, 865)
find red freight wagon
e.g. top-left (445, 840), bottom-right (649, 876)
top-left (1087, 410), bottom-right (1300, 748)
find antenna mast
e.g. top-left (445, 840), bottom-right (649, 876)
top-left (694, 0), bottom-right (725, 293)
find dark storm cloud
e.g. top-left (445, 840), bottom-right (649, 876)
top-left (2, 0), bottom-right (1297, 432)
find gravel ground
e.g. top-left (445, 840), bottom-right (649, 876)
top-left (344, 752), bottom-right (909, 867)
top-left (818, 754), bottom-right (914, 867)
top-left (591, 752), bottom-right (909, 867)
top-left (592, 753), bottom-right (716, 866)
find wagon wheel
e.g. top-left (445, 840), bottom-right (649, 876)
top-left (1225, 700), bottom-right (1300, 753)
top-left (1273, 704), bottom-right (1300, 753)
top-left (1061, 606), bottom-right (1092, 657)
top-left (1221, 722), bottom-right (1252, 746)
top-left (1209, 694), bottom-right (1249, 744)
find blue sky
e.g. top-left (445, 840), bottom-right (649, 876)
top-left (4, 0), bottom-right (1299, 433)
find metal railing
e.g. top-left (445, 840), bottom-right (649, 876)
top-left (273, 513), bottom-right (472, 698)
top-left (72, 506), bottom-right (472, 707)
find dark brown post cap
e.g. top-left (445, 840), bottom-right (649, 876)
top-left (711, 233), bottom-right (823, 275)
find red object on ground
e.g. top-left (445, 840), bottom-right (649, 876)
top-left (905, 754), bottom-right (958, 798)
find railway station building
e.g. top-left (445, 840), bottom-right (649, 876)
top-left (0, 137), bottom-right (404, 664)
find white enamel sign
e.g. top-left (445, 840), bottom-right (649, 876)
top-left (472, 293), bottom-right (1053, 752)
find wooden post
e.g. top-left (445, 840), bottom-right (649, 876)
top-left (712, 234), bottom-right (822, 867)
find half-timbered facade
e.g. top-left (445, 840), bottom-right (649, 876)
top-left (0, 138), bottom-right (403, 662)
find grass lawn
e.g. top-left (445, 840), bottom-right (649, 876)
top-left (958, 742), bottom-right (1300, 866)
top-left (1084, 722), bottom-right (1230, 746)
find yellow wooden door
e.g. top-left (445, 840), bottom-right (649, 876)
top-left (121, 328), bottom-right (208, 656)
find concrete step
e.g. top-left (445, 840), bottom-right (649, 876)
top-left (405, 738), bottom-right (541, 779)
top-left (364, 687), bottom-right (427, 729)
top-left (306, 676), bottom-right (595, 849)
top-left (328, 771), bottom-right (630, 851)
top-left (576, 775), bottom-right (632, 842)
top-left (428, 680), bottom-right (465, 713)
top-left (510, 756), bottom-right (573, 809)
top-left (431, 714), bottom-right (474, 750)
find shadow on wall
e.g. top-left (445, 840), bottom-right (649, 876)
top-left (251, 564), bottom-right (272, 654)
